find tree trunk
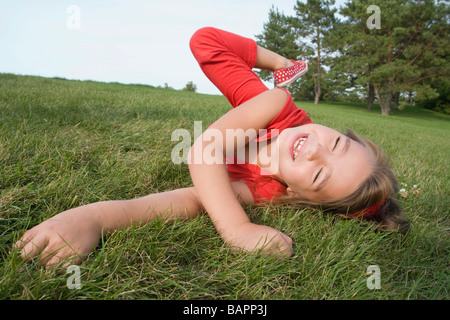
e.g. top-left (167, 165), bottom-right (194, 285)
top-left (408, 91), bottom-right (414, 105)
top-left (315, 23), bottom-right (321, 105)
top-left (373, 83), bottom-right (391, 115)
top-left (367, 83), bottom-right (375, 110)
top-left (314, 80), bottom-right (321, 104)
top-left (384, 91), bottom-right (393, 114)
top-left (393, 92), bottom-right (400, 110)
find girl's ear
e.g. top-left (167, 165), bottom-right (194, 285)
top-left (286, 187), bottom-right (299, 198)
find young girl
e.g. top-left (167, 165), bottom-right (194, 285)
top-left (14, 27), bottom-right (409, 267)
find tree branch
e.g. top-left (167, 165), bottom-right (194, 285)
top-left (392, 41), bottom-right (433, 79)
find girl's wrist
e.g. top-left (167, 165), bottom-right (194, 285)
top-left (222, 221), bottom-right (254, 244)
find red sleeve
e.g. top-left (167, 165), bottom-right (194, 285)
top-left (257, 88), bottom-right (312, 142)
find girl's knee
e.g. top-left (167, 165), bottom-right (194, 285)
top-left (189, 27), bottom-right (220, 56)
top-left (190, 27), bottom-right (217, 43)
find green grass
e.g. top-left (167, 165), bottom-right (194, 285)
top-left (0, 73), bottom-right (448, 300)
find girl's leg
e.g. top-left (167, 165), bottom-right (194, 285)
top-left (255, 46), bottom-right (294, 72)
top-left (190, 27), bottom-right (292, 108)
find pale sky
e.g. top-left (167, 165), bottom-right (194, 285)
top-left (0, 0), bottom-right (346, 95)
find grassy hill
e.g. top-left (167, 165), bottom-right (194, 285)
top-left (0, 73), bottom-right (448, 300)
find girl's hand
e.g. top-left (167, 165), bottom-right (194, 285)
top-left (14, 210), bottom-right (102, 268)
top-left (227, 222), bottom-right (293, 258)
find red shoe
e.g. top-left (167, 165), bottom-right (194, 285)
top-left (273, 60), bottom-right (308, 87)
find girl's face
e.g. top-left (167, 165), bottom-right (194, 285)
top-left (275, 124), bottom-right (374, 202)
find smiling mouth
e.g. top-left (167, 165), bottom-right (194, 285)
top-left (292, 135), bottom-right (308, 160)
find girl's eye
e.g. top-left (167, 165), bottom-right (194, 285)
top-left (332, 136), bottom-right (341, 151)
top-left (314, 167), bottom-right (323, 183)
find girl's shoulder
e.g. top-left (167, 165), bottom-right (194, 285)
top-left (260, 89), bottom-right (312, 141)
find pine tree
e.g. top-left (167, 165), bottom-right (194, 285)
top-left (328, 0), bottom-right (378, 109)
top-left (292, 0), bottom-right (337, 104)
top-left (334, 0), bottom-right (449, 115)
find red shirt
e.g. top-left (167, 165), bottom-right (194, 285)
top-left (226, 88), bottom-right (312, 204)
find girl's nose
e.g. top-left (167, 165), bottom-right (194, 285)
top-left (306, 143), bottom-right (323, 161)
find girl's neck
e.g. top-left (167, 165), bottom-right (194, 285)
top-left (245, 137), bottom-right (281, 178)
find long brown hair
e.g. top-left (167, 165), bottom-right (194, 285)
top-left (267, 129), bottom-right (410, 234)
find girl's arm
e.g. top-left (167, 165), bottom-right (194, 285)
top-left (188, 88), bottom-right (293, 257)
top-left (15, 182), bottom-right (254, 268)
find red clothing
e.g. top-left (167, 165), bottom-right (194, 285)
top-left (226, 93), bottom-right (312, 204)
top-left (190, 27), bottom-right (312, 204)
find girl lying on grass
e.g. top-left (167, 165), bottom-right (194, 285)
top-left (14, 27), bottom-right (409, 268)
